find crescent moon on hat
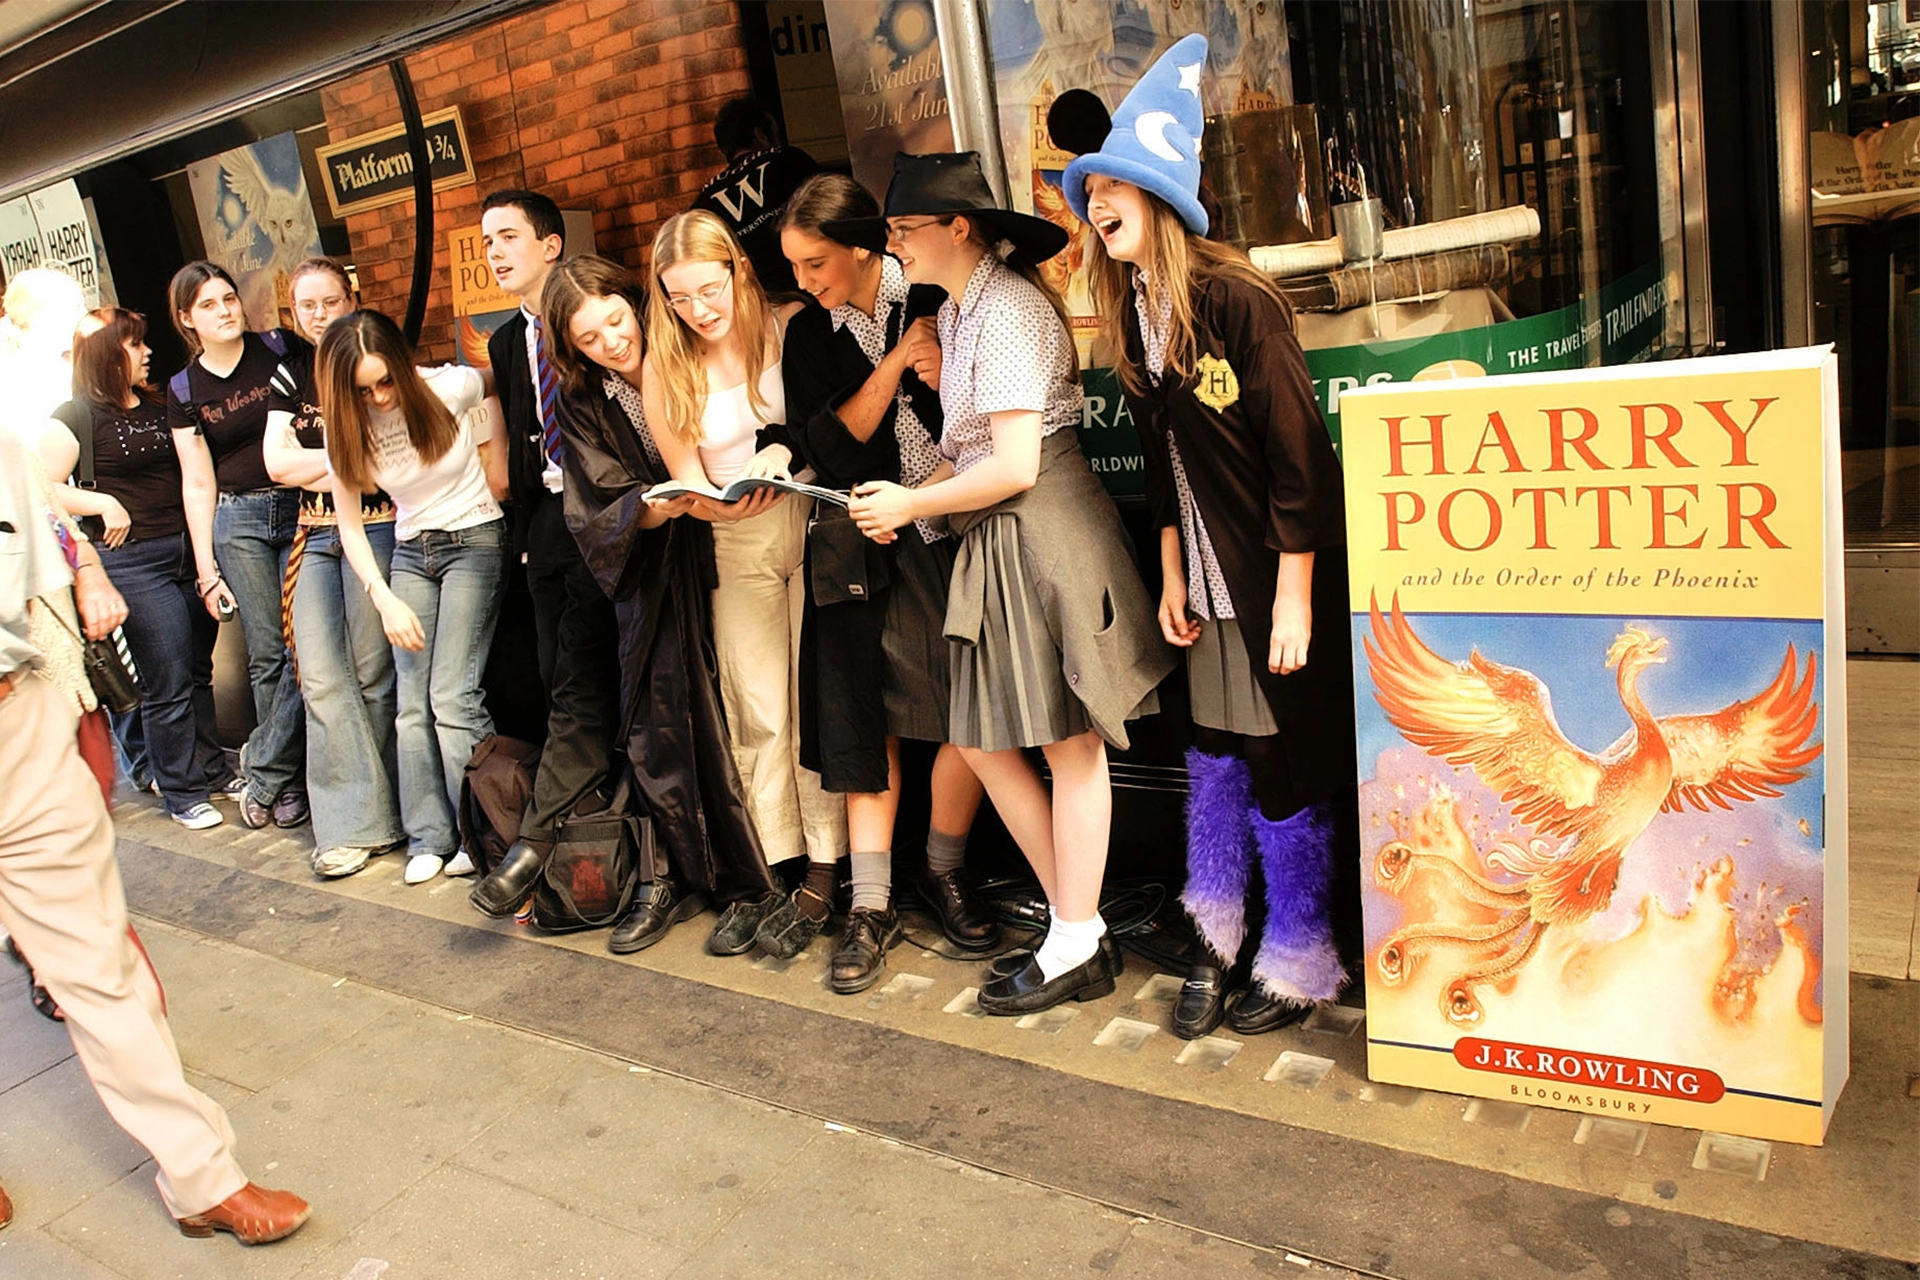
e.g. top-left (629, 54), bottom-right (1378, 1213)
top-left (1135, 110), bottom-right (1189, 162)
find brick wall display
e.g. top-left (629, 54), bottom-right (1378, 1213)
top-left (321, 0), bottom-right (751, 363)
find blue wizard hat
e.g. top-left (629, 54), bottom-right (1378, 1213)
top-left (1064, 34), bottom-right (1209, 235)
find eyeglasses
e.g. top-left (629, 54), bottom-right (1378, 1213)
top-left (666, 272), bottom-right (734, 314)
top-left (885, 218), bottom-right (946, 244)
top-left (294, 296), bottom-right (349, 316)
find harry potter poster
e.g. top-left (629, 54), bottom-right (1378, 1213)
top-left (1340, 349), bottom-right (1848, 1145)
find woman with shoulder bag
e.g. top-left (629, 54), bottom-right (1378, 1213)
top-left (46, 308), bottom-right (230, 830)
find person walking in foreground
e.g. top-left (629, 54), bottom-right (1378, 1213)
top-left (1064, 35), bottom-right (1356, 1037)
top-left (0, 429), bottom-right (309, 1245)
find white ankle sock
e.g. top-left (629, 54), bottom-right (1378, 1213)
top-left (1033, 911), bottom-right (1106, 981)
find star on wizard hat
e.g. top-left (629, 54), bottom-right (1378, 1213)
top-left (1063, 33), bottom-right (1210, 235)
top-left (823, 151), bottom-right (1069, 268)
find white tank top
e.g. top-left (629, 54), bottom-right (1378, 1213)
top-left (697, 339), bottom-right (787, 486)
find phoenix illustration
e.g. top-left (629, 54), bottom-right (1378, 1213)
top-left (1364, 594), bottom-right (1823, 1024)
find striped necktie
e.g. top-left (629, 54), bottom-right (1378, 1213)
top-left (532, 315), bottom-right (563, 467)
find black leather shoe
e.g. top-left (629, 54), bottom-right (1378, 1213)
top-left (918, 868), bottom-right (999, 953)
top-left (754, 885), bottom-right (831, 960)
top-left (469, 842), bottom-right (547, 918)
top-left (976, 936), bottom-right (1122, 1015)
top-left (830, 907), bottom-right (903, 994)
top-left (708, 892), bottom-right (782, 956)
top-left (609, 879), bottom-right (705, 954)
top-left (270, 790), bottom-right (310, 828)
top-left (986, 931), bottom-right (1121, 982)
top-left (1170, 959), bottom-right (1230, 1040)
top-left (1227, 985), bottom-right (1314, 1035)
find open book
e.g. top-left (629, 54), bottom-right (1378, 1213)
top-left (642, 475), bottom-right (851, 508)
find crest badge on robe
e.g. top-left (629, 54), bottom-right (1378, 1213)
top-left (1194, 353), bottom-right (1240, 411)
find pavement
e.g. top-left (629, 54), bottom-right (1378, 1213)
top-left (0, 659), bottom-right (1914, 1280)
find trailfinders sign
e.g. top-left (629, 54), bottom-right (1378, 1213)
top-left (1341, 349), bottom-right (1849, 1145)
top-left (315, 107), bottom-right (475, 219)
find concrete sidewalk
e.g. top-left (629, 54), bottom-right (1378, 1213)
top-left (0, 916), bottom-right (1360, 1280)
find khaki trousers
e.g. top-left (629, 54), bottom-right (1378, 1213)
top-left (0, 669), bottom-right (247, 1218)
top-left (708, 496), bottom-right (847, 864)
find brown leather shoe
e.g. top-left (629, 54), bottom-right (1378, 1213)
top-left (176, 1182), bottom-right (310, 1244)
top-left (1, 1179), bottom-right (14, 1230)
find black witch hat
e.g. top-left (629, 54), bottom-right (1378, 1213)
top-left (824, 151), bottom-right (1069, 268)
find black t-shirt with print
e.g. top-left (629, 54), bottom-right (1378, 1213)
top-left (165, 330), bottom-right (289, 493)
top-left (267, 339), bottom-right (395, 522)
top-left (52, 395), bottom-right (185, 540)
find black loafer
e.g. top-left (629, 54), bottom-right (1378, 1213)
top-left (469, 842), bottom-right (547, 918)
top-left (976, 936), bottom-right (1122, 1015)
top-left (829, 907), bottom-right (904, 994)
top-left (754, 886), bottom-right (832, 960)
top-left (270, 790), bottom-right (310, 828)
top-left (708, 892), bottom-right (783, 956)
top-left (1227, 985), bottom-right (1314, 1035)
top-left (986, 931), bottom-right (1120, 982)
top-left (609, 878), bottom-right (706, 954)
top-left (918, 868), bottom-right (1000, 953)
top-left (1170, 961), bottom-right (1230, 1040)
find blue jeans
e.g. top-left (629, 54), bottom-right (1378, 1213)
top-left (98, 533), bottom-right (224, 814)
top-left (213, 489), bottom-right (306, 805)
top-left (389, 519), bottom-right (504, 859)
top-left (292, 521), bottom-right (404, 852)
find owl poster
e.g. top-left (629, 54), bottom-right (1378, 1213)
top-left (187, 132), bottom-right (324, 333)
top-left (1339, 349), bottom-right (1849, 1145)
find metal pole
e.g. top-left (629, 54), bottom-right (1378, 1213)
top-left (1772, 0), bottom-right (1810, 349)
top-left (389, 58), bottom-right (435, 349)
top-left (932, 0), bottom-right (1009, 205)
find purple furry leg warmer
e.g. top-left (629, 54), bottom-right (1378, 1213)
top-left (1251, 802), bottom-right (1347, 1005)
top-left (1179, 749), bottom-right (1254, 960)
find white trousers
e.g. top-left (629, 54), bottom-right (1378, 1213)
top-left (0, 670), bottom-right (247, 1217)
top-left (708, 496), bottom-right (847, 865)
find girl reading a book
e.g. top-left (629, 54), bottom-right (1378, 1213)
top-left (843, 152), bottom-right (1173, 1016)
top-left (640, 210), bottom-right (848, 955)
top-left (767, 174), bottom-right (996, 993)
top-left (538, 253), bottom-right (780, 956)
top-left (1065, 36), bottom-right (1357, 1037)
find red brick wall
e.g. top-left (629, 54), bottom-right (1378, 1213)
top-left (321, 0), bottom-right (750, 362)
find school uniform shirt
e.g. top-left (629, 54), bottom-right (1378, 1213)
top-left (1120, 272), bottom-right (1355, 800)
top-left (165, 331), bottom-right (288, 493)
top-left (50, 397), bottom-right (185, 541)
top-left (266, 341), bottom-right (395, 526)
top-left (936, 253), bottom-right (1079, 476)
top-left (362, 366), bottom-right (496, 541)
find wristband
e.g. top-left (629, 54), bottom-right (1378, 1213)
top-left (197, 575), bottom-right (224, 598)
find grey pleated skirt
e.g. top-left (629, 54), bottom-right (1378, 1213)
top-left (881, 530), bottom-right (958, 744)
top-left (1186, 616), bottom-right (1279, 737)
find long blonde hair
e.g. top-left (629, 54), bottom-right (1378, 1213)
top-left (644, 210), bottom-right (776, 447)
top-left (1087, 192), bottom-right (1295, 397)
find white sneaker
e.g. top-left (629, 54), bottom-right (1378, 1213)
top-left (170, 803), bottom-right (224, 831)
top-left (404, 854), bottom-right (445, 885)
top-left (311, 845), bottom-right (373, 879)
top-left (444, 850), bottom-right (476, 877)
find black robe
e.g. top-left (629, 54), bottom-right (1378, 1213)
top-left (1121, 274), bottom-right (1357, 805)
top-left (780, 282), bottom-right (946, 793)
top-left (554, 381), bottom-right (774, 903)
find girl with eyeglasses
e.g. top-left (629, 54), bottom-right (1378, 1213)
top-left (844, 153), bottom-right (1173, 1016)
top-left (639, 210), bottom-right (848, 955)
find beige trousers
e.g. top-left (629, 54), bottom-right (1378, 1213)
top-left (708, 496), bottom-right (847, 864)
top-left (0, 669), bottom-right (247, 1218)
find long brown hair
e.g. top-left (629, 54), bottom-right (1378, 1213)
top-left (780, 172), bottom-right (880, 240)
top-left (1087, 190), bottom-right (1295, 396)
top-left (644, 209), bottom-right (777, 447)
top-left (541, 254), bottom-right (648, 395)
top-left (316, 310), bottom-right (455, 491)
top-left (167, 260), bottom-right (240, 356)
top-left (71, 308), bottom-right (153, 409)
